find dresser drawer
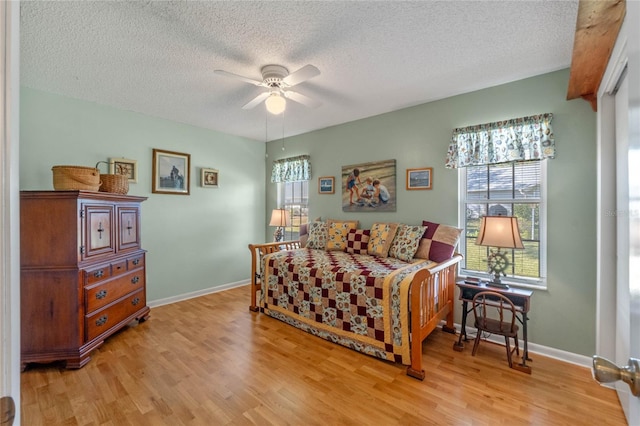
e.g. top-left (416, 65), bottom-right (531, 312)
top-left (85, 288), bottom-right (146, 342)
top-left (85, 265), bottom-right (111, 284)
top-left (111, 260), bottom-right (128, 276)
top-left (127, 254), bottom-right (145, 270)
top-left (85, 269), bottom-right (145, 313)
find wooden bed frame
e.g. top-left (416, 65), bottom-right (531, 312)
top-left (248, 240), bottom-right (462, 380)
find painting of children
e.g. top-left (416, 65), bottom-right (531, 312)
top-left (346, 168), bottom-right (361, 204)
top-left (342, 159), bottom-right (396, 212)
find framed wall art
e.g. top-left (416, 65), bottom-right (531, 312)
top-left (406, 167), bottom-right (433, 190)
top-left (201, 168), bottom-right (219, 188)
top-left (318, 176), bottom-right (334, 194)
top-left (152, 148), bottom-right (190, 195)
top-left (109, 157), bottom-right (138, 183)
top-left (342, 159), bottom-right (396, 212)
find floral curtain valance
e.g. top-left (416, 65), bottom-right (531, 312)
top-left (271, 155), bottom-right (311, 183)
top-left (445, 113), bottom-right (555, 168)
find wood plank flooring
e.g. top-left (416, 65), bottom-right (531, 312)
top-left (21, 285), bottom-right (626, 425)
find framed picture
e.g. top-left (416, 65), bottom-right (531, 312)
top-left (109, 158), bottom-right (138, 183)
top-left (201, 168), bottom-right (219, 188)
top-left (152, 148), bottom-right (190, 195)
top-left (318, 176), bottom-right (334, 194)
top-left (406, 167), bottom-right (433, 190)
top-left (342, 159), bottom-right (396, 212)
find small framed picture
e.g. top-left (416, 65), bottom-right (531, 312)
top-left (201, 168), bottom-right (219, 188)
top-left (318, 176), bottom-right (335, 194)
top-left (152, 148), bottom-right (190, 195)
top-left (109, 158), bottom-right (138, 183)
top-left (406, 167), bottom-right (433, 190)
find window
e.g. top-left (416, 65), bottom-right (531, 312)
top-left (277, 180), bottom-right (309, 241)
top-left (459, 161), bottom-right (546, 287)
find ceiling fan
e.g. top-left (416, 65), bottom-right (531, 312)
top-left (214, 64), bottom-right (321, 114)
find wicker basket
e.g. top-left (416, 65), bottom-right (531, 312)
top-left (52, 165), bottom-right (101, 191)
top-left (97, 161), bottom-right (129, 194)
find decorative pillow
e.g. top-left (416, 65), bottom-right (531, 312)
top-left (297, 217), bottom-right (322, 247)
top-left (367, 222), bottom-right (399, 258)
top-left (326, 221), bottom-right (357, 251)
top-left (414, 220), bottom-right (463, 262)
top-left (388, 224), bottom-right (427, 262)
top-left (305, 221), bottom-right (328, 250)
top-left (327, 218), bottom-right (359, 229)
top-left (346, 229), bottom-right (371, 255)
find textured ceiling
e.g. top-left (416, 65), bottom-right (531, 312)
top-left (20, 1), bottom-right (579, 142)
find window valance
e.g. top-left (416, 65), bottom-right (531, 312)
top-left (271, 155), bottom-right (311, 183)
top-left (445, 113), bottom-right (555, 168)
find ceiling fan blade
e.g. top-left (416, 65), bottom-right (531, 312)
top-left (283, 91), bottom-right (322, 108)
top-left (242, 92), bottom-right (270, 110)
top-left (282, 64), bottom-right (320, 87)
top-left (214, 69), bottom-right (264, 86)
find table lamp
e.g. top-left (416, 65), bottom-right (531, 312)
top-left (475, 215), bottom-right (524, 288)
top-left (269, 208), bottom-right (291, 242)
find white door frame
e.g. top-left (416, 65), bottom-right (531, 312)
top-left (596, 2), bottom-right (640, 423)
top-left (0, 0), bottom-right (21, 424)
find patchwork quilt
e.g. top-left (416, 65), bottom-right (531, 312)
top-left (261, 248), bottom-right (436, 364)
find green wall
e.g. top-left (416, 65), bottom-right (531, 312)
top-left (20, 68), bottom-right (598, 357)
top-left (20, 87), bottom-right (266, 302)
top-left (266, 69), bottom-right (597, 356)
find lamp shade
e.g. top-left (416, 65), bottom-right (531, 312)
top-left (475, 216), bottom-right (524, 249)
top-left (265, 93), bottom-right (286, 115)
top-left (269, 209), bottom-right (291, 227)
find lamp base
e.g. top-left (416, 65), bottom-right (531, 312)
top-left (273, 226), bottom-right (284, 242)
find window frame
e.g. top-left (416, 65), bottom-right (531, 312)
top-left (277, 180), bottom-right (309, 242)
top-left (458, 161), bottom-right (548, 289)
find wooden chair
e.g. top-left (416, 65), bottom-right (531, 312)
top-left (471, 291), bottom-right (520, 368)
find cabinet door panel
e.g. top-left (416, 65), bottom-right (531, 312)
top-left (118, 206), bottom-right (141, 251)
top-left (83, 204), bottom-right (115, 259)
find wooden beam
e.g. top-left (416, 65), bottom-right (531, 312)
top-left (566, 0), bottom-right (625, 111)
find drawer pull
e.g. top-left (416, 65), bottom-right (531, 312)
top-left (96, 289), bottom-right (108, 299)
top-left (132, 259), bottom-right (140, 266)
top-left (131, 276), bottom-right (140, 284)
top-left (132, 297), bottom-right (140, 306)
top-left (93, 270), bottom-right (104, 278)
top-left (95, 315), bottom-right (108, 327)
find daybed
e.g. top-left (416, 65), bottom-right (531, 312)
top-left (248, 220), bottom-right (463, 380)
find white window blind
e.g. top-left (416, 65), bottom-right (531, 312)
top-left (460, 161), bottom-right (546, 286)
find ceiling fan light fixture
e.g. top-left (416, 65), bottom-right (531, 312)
top-left (265, 92), bottom-right (286, 115)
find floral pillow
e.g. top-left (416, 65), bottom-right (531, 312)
top-left (388, 224), bottom-right (427, 262)
top-left (305, 221), bottom-right (328, 250)
top-left (367, 222), bottom-right (399, 257)
top-left (327, 218), bottom-right (359, 229)
top-left (414, 220), bottom-right (463, 262)
top-left (346, 229), bottom-right (371, 255)
top-left (326, 221), bottom-right (358, 251)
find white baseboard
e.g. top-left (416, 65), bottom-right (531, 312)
top-left (147, 279), bottom-right (249, 308)
top-left (149, 283), bottom-right (594, 370)
top-left (457, 324), bottom-right (593, 369)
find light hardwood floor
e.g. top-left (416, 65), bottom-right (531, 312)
top-left (21, 285), bottom-right (626, 425)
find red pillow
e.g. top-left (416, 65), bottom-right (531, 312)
top-left (346, 229), bottom-right (371, 255)
top-left (414, 221), bottom-right (462, 262)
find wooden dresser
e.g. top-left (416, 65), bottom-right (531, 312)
top-left (20, 190), bottom-right (150, 370)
